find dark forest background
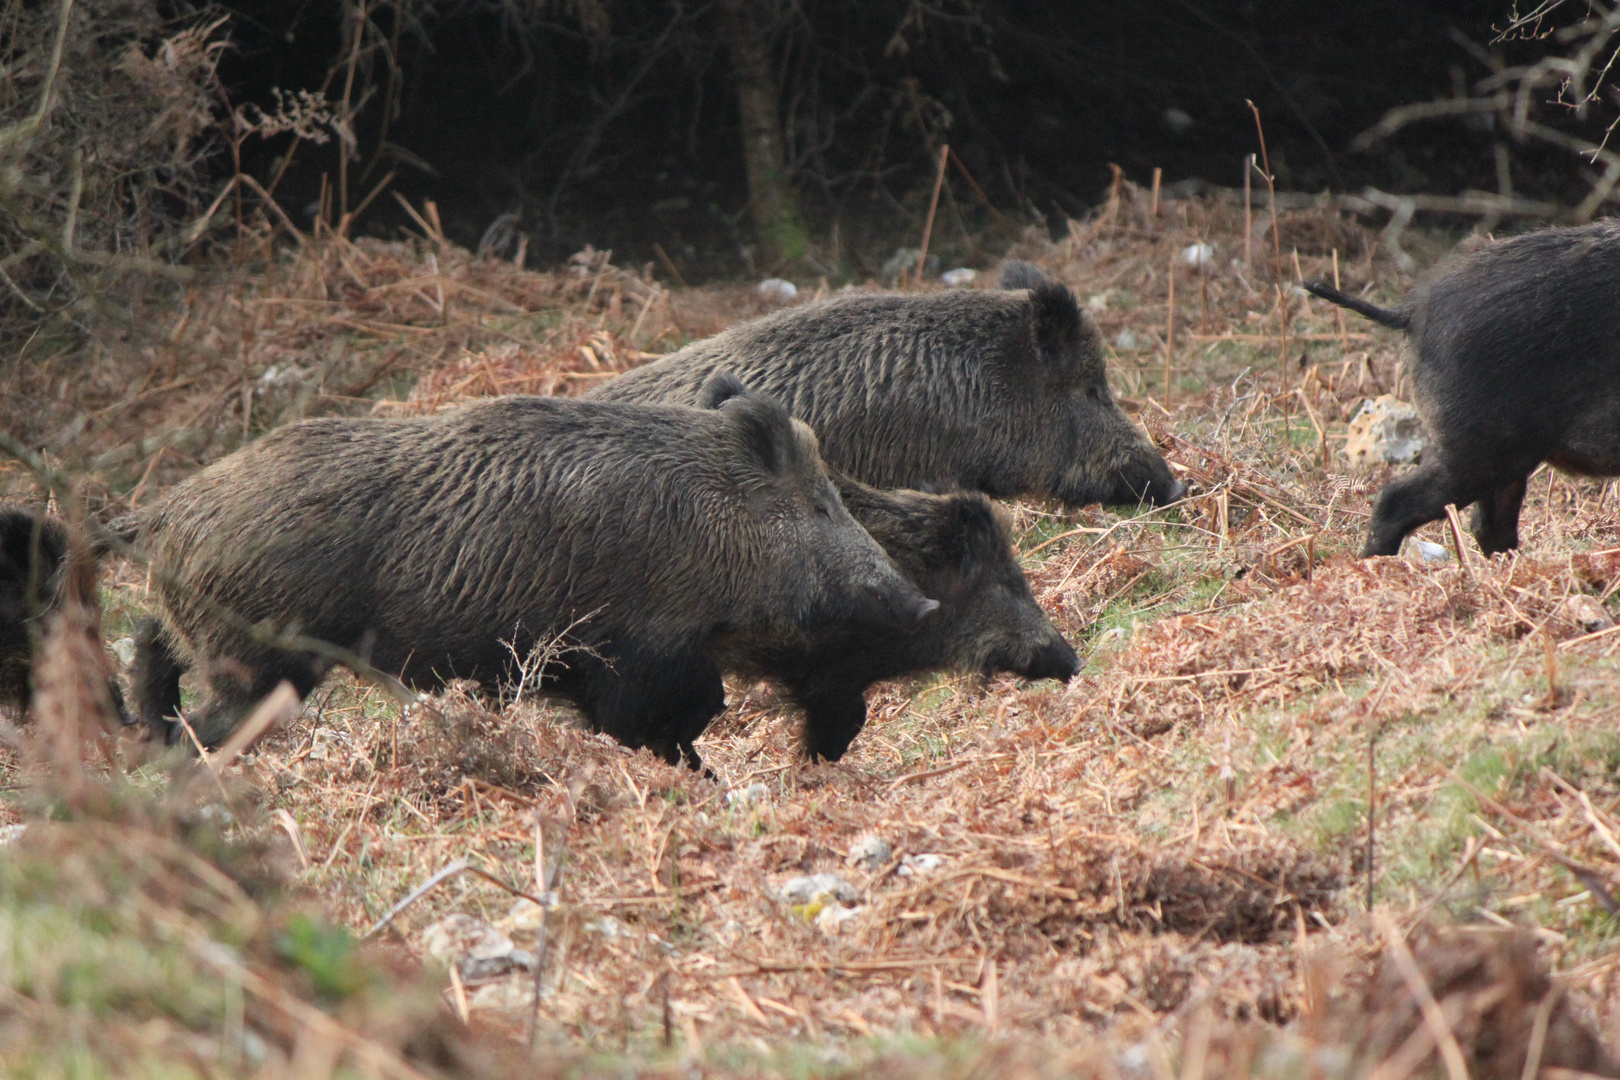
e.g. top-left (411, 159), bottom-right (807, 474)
top-left (210, 0), bottom-right (1608, 281)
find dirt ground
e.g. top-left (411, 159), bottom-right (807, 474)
top-left (5, 187), bottom-right (1620, 1078)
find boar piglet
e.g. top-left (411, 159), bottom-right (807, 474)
top-left (589, 262), bottom-right (1183, 509)
top-left (1304, 220), bottom-right (1620, 556)
top-left (716, 475), bottom-right (1079, 762)
top-left (133, 373), bottom-right (933, 771)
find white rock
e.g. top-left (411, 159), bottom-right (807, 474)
top-left (587, 916), bottom-right (626, 939)
top-left (940, 267), bottom-right (977, 287)
top-left (757, 278), bottom-right (798, 303)
top-left (780, 873), bottom-right (859, 905)
top-left (1085, 291), bottom-right (1112, 312)
top-left (500, 895), bottom-right (558, 934)
top-left (1413, 540), bottom-right (1449, 563)
top-left (110, 637), bottom-right (135, 667)
top-left (1566, 594), bottom-right (1615, 633)
top-left (846, 834), bottom-right (892, 871)
top-left (1113, 329), bottom-right (1140, 351)
top-left (1345, 395), bottom-right (1425, 469)
top-left (897, 853), bottom-right (945, 876)
top-left (422, 913), bottom-right (485, 960)
top-left (1181, 243), bottom-right (1217, 270)
top-left (469, 977), bottom-right (536, 1010)
top-left (463, 928), bottom-right (514, 964)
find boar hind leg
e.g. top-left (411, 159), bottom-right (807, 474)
top-left (801, 685), bottom-right (869, 763)
top-left (582, 646), bottom-right (726, 771)
top-left (1364, 463), bottom-right (1490, 557)
top-left (133, 617), bottom-right (184, 744)
top-left (1469, 475), bottom-right (1529, 555)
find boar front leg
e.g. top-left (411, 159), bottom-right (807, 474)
top-left (1364, 463), bottom-right (1486, 557)
top-left (800, 685), bottom-right (870, 763)
top-left (1469, 475), bottom-right (1530, 555)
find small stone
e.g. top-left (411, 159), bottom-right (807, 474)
top-left (1413, 540), bottom-right (1449, 563)
top-left (422, 913), bottom-right (486, 961)
top-left (468, 977), bottom-right (536, 1010)
top-left (1113, 329), bottom-right (1140, 351)
top-left (1086, 291), bottom-right (1113, 312)
top-left (500, 895), bottom-right (558, 933)
top-left (940, 267), bottom-right (977, 287)
top-left (1181, 243), bottom-right (1217, 271)
top-left (110, 637), bottom-right (135, 667)
top-left (1566, 594), bottom-right (1615, 633)
top-left (846, 834), bottom-right (892, 872)
top-left (466, 927), bottom-right (516, 961)
top-left (1345, 395), bottom-right (1426, 469)
top-left (780, 873), bottom-right (859, 905)
top-left (897, 853), bottom-right (945, 876)
top-left (757, 278), bottom-right (798, 303)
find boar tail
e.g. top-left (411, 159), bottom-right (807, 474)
top-left (1301, 281), bottom-right (1411, 330)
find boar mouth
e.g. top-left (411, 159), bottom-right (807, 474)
top-left (986, 636), bottom-right (1080, 683)
top-left (1106, 470), bottom-right (1185, 508)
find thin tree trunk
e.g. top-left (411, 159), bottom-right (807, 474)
top-left (718, 0), bottom-right (805, 266)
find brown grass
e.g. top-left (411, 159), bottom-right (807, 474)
top-left (5, 183), bottom-right (1620, 1075)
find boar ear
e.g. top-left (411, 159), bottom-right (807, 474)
top-left (717, 389), bottom-right (797, 476)
top-left (697, 370), bottom-right (751, 410)
top-left (943, 494), bottom-right (1003, 578)
top-left (998, 260), bottom-right (1048, 291)
top-left (1030, 280), bottom-right (1084, 355)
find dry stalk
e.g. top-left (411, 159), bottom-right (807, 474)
top-left (914, 143), bottom-right (951, 287)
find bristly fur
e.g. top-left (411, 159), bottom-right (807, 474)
top-left (1304, 221), bottom-right (1620, 556)
top-left (0, 505), bottom-right (128, 721)
top-left (134, 380), bottom-right (929, 770)
top-left (713, 474), bottom-right (1079, 762)
top-left (589, 277), bottom-right (1182, 508)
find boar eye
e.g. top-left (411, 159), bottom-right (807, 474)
top-left (1086, 385), bottom-right (1104, 402)
top-left (815, 503), bottom-right (832, 518)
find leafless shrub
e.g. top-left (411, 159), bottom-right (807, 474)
top-left (1353, 0), bottom-right (1620, 243)
top-left (0, 0), bottom-right (227, 352)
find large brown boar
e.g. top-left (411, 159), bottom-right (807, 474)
top-left (133, 374), bottom-right (935, 770)
top-left (1303, 220), bottom-right (1620, 556)
top-left (588, 263), bottom-right (1183, 508)
top-left (715, 475), bottom-right (1080, 762)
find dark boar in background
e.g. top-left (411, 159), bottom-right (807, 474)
top-left (716, 475), bottom-right (1079, 762)
top-left (133, 375), bottom-right (934, 771)
top-left (0, 506), bottom-right (127, 720)
top-left (1303, 220), bottom-right (1620, 556)
top-left (589, 263), bottom-right (1183, 508)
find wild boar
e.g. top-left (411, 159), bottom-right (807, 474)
top-left (134, 374), bottom-right (934, 770)
top-left (1303, 220), bottom-right (1620, 555)
top-left (588, 263), bottom-right (1183, 508)
top-left (716, 475), bottom-right (1079, 762)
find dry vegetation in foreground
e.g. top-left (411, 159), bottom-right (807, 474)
top-left (6, 186), bottom-right (1620, 1077)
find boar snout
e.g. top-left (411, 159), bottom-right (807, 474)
top-left (1023, 635), bottom-right (1081, 683)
